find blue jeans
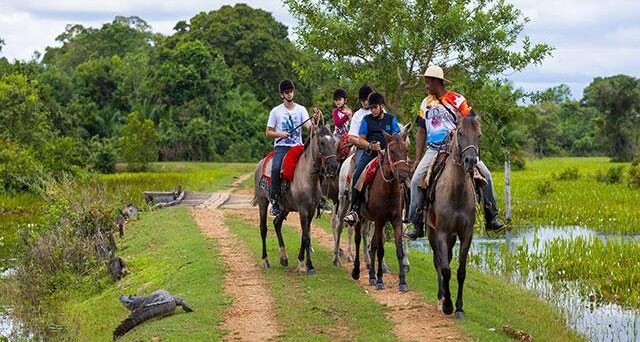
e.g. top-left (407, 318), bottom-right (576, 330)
top-left (270, 146), bottom-right (291, 199)
top-left (350, 150), bottom-right (377, 211)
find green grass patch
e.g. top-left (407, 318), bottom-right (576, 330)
top-left (60, 208), bottom-right (229, 341)
top-left (492, 157), bottom-right (640, 233)
top-left (100, 162), bottom-right (255, 207)
top-left (313, 216), bottom-right (582, 341)
top-left (225, 213), bottom-right (397, 342)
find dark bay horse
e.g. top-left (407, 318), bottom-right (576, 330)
top-left (253, 125), bottom-right (339, 274)
top-left (352, 124), bottom-right (412, 292)
top-left (426, 116), bottom-right (481, 319)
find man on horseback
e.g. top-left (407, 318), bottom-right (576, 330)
top-left (344, 92), bottom-right (401, 225)
top-left (405, 66), bottom-right (506, 240)
top-left (266, 79), bottom-right (319, 216)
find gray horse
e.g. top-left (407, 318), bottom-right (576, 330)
top-left (426, 116), bottom-right (481, 319)
top-left (253, 124), bottom-right (339, 274)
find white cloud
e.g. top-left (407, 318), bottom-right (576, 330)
top-left (0, 0), bottom-right (638, 100)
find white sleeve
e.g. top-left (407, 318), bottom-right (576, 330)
top-left (267, 108), bottom-right (278, 129)
top-left (348, 111), bottom-right (362, 137)
top-left (300, 106), bottom-right (309, 122)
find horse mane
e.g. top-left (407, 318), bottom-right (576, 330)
top-left (303, 125), bottom-right (333, 151)
top-left (459, 116), bottom-right (481, 136)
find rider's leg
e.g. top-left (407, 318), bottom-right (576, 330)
top-left (476, 160), bottom-right (506, 231)
top-left (345, 151), bottom-right (376, 225)
top-left (406, 148), bottom-right (438, 240)
top-left (269, 146), bottom-right (291, 216)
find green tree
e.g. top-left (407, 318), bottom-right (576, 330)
top-left (0, 73), bottom-right (49, 145)
top-left (120, 112), bottom-right (158, 171)
top-left (584, 75), bottom-right (640, 162)
top-left (525, 102), bottom-right (562, 156)
top-left (171, 4), bottom-right (302, 104)
top-left (285, 0), bottom-right (552, 116)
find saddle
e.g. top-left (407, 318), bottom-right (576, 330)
top-left (259, 145), bottom-right (305, 192)
top-left (336, 133), bottom-right (353, 162)
top-left (419, 150), bottom-right (488, 216)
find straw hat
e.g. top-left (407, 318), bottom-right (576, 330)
top-left (419, 65), bottom-right (451, 83)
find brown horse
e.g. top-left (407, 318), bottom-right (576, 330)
top-left (426, 116), bottom-right (481, 319)
top-left (352, 123), bottom-right (412, 292)
top-left (253, 124), bottom-right (339, 274)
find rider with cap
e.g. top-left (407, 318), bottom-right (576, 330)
top-left (344, 92), bottom-right (401, 225)
top-left (266, 79), bottom-right (319, 216)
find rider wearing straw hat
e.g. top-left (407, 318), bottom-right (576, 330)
top-left (405, 66), bottom-right (506, 240)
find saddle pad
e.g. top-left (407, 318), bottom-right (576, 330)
top-left (355, 156), bottom-right (380, 191)
top-left (260, 145), bottom-right (305, 184)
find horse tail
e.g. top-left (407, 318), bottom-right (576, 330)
top-left (252, 160), bottom-right (262, 207)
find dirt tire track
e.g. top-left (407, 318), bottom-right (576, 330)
top-left (227, 205), bottom-right (467, 342)
top-left (191, 181), bottom-right (279, 341)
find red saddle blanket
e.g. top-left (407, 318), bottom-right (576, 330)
top-left (348, 155), bottom-right (380, 190)
top-left (261, 145), bottom-right (305, 185)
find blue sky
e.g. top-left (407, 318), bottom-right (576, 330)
top-left (1, 0), bottom-right (638, 99)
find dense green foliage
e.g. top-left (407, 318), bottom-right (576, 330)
top-left (0, 3), bottom-right (638, 194)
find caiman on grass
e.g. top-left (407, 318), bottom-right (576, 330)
top-left (113, 290), bottom-right (193, 339)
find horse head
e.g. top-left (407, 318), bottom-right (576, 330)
top-left (453, 116), bottom-right (481, 174)
top-left (313, 124), bottom-right (339, 177)
top-left (382, 122), bottom-right (412, 182)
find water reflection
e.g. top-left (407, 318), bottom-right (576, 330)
top-left (409, 226), bottom-right (640, 342)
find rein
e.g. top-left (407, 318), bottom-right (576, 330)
top-left (381, 140), bottom-right (409, 183)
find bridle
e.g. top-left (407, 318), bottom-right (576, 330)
top-left (313, 132), bottom-right (338, 177)
top-left (451, 128), bottom-right (479, 171)
top-left (380, 139), bottom-right (409, 183)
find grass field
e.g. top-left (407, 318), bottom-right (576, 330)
top-left (491, 157), bottom-right (640, 233)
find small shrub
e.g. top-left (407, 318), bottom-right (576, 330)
top-left (632, 153), bottom-right (640, 166)
top-left (596, 165), bottom-right (625, 184)
top-left (628, 165), bottom-right (640, 188)
top-left (89, 138), bottom-right (118, 174)
top-left (552, 167), bottom-right (580, 181)
top-left (535, 179), bottom-right (555, 197)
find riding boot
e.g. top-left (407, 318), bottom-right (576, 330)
top-left (482, 185), bottom-right (506, 232)
top-left (344, 190), bottom-right (361, 225)
top-left (405, 212), bottom-right (425, 240)
top-left (270, 196), bottom-right (281, 217)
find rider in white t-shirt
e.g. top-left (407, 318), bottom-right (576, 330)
top-left (265, 79), bottom-right (319, 216)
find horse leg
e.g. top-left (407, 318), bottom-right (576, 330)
top-left (351, 221), bottom-right (362, 280)
top-left (435, 232), bottom-right (454, 315)
top-left (428, 230), bottom-right (443, 305)
top-left (259, 197), bottom-right (271, 269)
top-left (363, 220), bottom-right (372, 269)
top-left (375, 221), bottom-right (386, 290)
top-left (455, 231), bottom-right (473, 320)
top-left (274, 212), bottom-right (288, 267)
top-left (394, 219), bottom-right (408, 292)
top-left (368, 222), bottom-right (378, 286)
top-left (331, 206), bottom-right (342, 267)
top-left (347, 224), bottom-right (354, 263)
top-left (401, 234), bottom-right (410, 274)
top-left (300, 209), bottom-right (315, 275)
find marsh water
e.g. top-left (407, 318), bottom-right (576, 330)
top-left (409, 225), bottom-right (640, 342)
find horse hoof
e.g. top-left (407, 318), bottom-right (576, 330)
top-left (280, 257), bottom-right (288, 267)
top-left (347, 256), bottom-right (354, 263)
top-left (369, 278), bottom-right (376, 286)
top-left (307, 268), bottom-right (316, 276)
top-left (399, 284), bottom-right (409, 292)
top-left (332, 258), bottom-right (340, 268)
top-left (263, 260), bottom-right (271, 269)
top-left (351, 269), bottom-right (360, 280)
top-left (403, 265), bottom-right (410, 273)
top-left (376, 282), bottom-right (385, 290)
top-left (443, 299), bottom-right (454, 315)
top-left (338, 248), bottom-right (345, 258)
top-left (454, 311), bottom-right (465, 320)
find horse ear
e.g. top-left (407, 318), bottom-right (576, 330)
top-left (383, 131), bottom-right (393, 143)
top-left (402, 122), bottom-right (412, 139)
